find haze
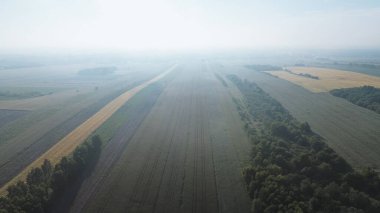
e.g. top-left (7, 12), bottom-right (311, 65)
top-left (1, 0), bottom-right (380, 52)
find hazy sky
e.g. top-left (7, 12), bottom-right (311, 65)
top-left (1, 0), bottom-right (380, 51)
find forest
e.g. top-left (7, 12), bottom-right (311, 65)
top-left (0, 135), bottom-right (102, 213)
top-left (330, 86), bottom-right (380, 114)
top-left (228, 75), bottom-right (380, 213)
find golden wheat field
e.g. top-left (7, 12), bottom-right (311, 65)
top-left (267, 67), bottom-right (380, 93)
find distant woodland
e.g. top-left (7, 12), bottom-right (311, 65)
top-left (331, 86), bottom-right (380, 114)
top-left (228, 75), bottom-right (380, 212)
top-left (0, 91), bottom-right (46, 100)
top-left (0, 87), bottom-right (59, 100)
top-left (78, 67), bottom-right (116, 76)
top-left (245, 65), bottom-right (283, 71)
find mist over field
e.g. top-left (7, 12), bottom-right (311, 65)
top-left (1, 0), bottom-right (380, 52)
top-left (1, 1), bottom-right (380, 213)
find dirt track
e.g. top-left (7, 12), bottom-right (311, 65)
top-left (73, 62), bottom-right (251, 213)
top-left (0, 65), bottom-right (176, 196)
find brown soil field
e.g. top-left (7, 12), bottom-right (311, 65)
top-left (70, 62), bottom-right (251, 213)
top-left (228, 63), bottom-right (380, 170)
top-left (267, 67), bottom-right (380, 92)
top-left (0, 65), bottom-right (176, 196)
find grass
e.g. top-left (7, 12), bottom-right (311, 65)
top-left (267, 67), bottom-right (380, 92)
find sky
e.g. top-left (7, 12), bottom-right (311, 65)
top-left (1, 0), bottom-right (380, 52)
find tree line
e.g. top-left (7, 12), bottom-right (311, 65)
top-left (245, 65), bottom-right (283, 72)
top-left (78, 67), bottom-right (117, 76)
top-left (331, 86), bottom-right (380, 114)
top-left (228, 75), bottom-right (380, 212)
top-left (0, 135), bottom-right (102, 213)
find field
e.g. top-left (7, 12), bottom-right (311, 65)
top-left (267, 67), bottom-right (380, 92)
top-left (0, 62), bottom-right (171, 190)
top-left (0, 109), bottom-right (29, 129)
top-left (0, 64), bottom-right (175, 196)
top-left (66, 62), bottom-right (251, 213)
top-left (313, 62), bottom-right (380, 77)
top-left (227, 63), bottom-right (380, 169)
top-left (2, 56), bottom-right (380, 212)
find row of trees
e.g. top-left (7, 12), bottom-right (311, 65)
top-left (331, 86), bottom-right (380, 114)
top-left (228, 75), bottom-right (380, 212)
top-left (283, 69), bottom-right (319, 80)
top-left (245, 65), bottom-right (283, 72)
top-left (78, 66), bottom-right (117, 76)
top-left (0, 135), bottom-right (102, 213)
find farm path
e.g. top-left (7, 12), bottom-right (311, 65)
top-left (76, 62), bottom-right (251, 213)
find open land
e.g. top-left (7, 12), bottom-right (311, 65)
top-left (2, 56), bottom-right (380, 212)
top-left (0, 62), bottom-right (171, 191)
top-left (0, 64), bottom-right (176, 196)
top-left (267, 67), bottom-right (380, 92)
top-left (69, 62), bottom-right (251, 213)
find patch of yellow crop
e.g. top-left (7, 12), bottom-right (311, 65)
top-left (267, 67), bottom-right (380, 93)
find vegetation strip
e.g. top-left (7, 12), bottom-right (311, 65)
top-left (228, 75), bottom-right (380, 212)
top-left (245, 65), bottom-right (283, 71)
top-left (331, 86), bottom-right (380, 114)
top-left (283, 69), bottom-right (319, 80)
top-left (0, 135), bottom-right (102, 212)
top-left (0, 64), bottom-right (177, 196)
